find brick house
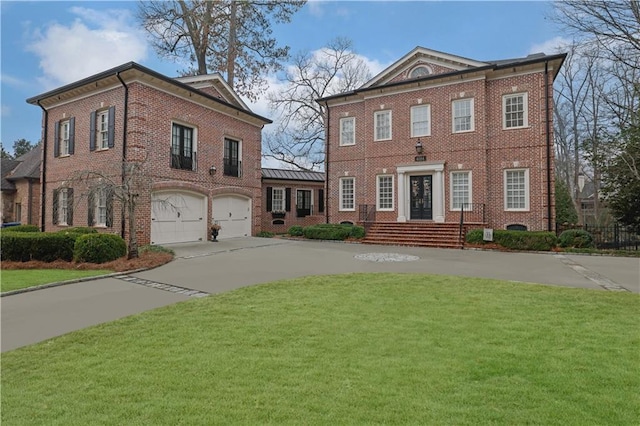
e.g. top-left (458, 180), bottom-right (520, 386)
top-left (27, 63), bottom-right (271, 245)
top-left (318, 47), bottom-right (566, 244)
top-left (261, 168), bottom-right (325, 233)
top-left (1, 145), bottom-right (41, 225)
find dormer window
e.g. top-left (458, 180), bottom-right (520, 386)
top-left (409, 66), bottom-right (431, 78)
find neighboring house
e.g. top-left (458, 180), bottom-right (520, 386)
top-left (27, 63), bottom-right (271, 245)
top-left (1, 146), bottom-right (42, 225)
top-left (318, 47), bottom-right (566, 240)
top-left (261, 168), bottom-right (325, 233)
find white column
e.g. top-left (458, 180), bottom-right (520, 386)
top-left (397, 170), bottom-right (407, 222)
top-left (433, 169), bottom-right (445, 222)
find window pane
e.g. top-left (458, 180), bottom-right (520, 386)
top-left (452, 172), bottom-right (470, 209)
top-left (378, 176), bottom-right (393, 210)
top-left (375, 112), bottom-right (390, 140)
top-left (341, 178), bottom-right (354, 210)
top-left (453, 99), bottom-right (472, 132)
top-left (341, 118), bottom-right (354, 145)
top-left (506, 170), bottom-right (526, 209)
top-left (272, 188), bottom-right (284, 211)
top-left (505, 95), bottom-right (525, 128)
top-left (412, 106), bottom-right (429, 137)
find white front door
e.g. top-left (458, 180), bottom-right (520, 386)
top-left (212, 195), bottom-right (251, 239)
top-left (151, 191), bottom-right (206, 245)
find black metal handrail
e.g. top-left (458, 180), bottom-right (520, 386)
top-left (459, 203), bottom-right (485, 249)
top-left (358, 204), bottom-right (376, 231)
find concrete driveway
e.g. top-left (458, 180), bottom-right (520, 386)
top-left (2, 237), bottom-right (638, 352)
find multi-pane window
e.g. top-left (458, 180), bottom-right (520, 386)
top-left (505, 169), bottom-right (529, 210)
top-left (59, 189), bottom-right (69, 225)
top-left (98, 110), bottom-right (109, 149)
top-left (377, 175), bottom-right (394, 211)
top-left (374, 110), bottom-right (391, 141)
top-left (272, 188), bottom-right (285, 212)
top-left (60, 120), bottom-right (70, 155)
top-left (96, 189), bottom-right (108, 226)
top-left (503, 93), bottom-right (528, 129)
top-left (451, 171), bottom-right (471, 210)
top-left (339, 177), bottom-right (355, 211)
top-left (452, 98), bottom-right (474, 133)
top-left (15, 203), bottom-right (21, 222)
top-left (340, 117), bottom-right (355, 146)
top-left (171, 123), bottom-right (194, 170)
top-left (224, 138), bottom-right (241, 177)
top-left (411, 105), bottom-right (431, 137)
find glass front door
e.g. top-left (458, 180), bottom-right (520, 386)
top-left (410, 175), bottom-right (433, 220)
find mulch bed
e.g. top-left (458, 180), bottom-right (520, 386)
top-left (1, 251), bottom-right (173, 272)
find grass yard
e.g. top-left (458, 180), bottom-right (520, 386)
top-left (2, 273), bottom-right (638, 425)
top-left (1, 269), bottom-right (112, 293)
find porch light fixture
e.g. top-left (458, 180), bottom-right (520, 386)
top-left (209, 165), bottom-right (217, 176)
top-left (415, 139), bottom-right (423, 154)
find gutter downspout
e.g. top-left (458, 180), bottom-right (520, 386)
top-left (36, 100), bottom-right (48, 231)
top-left (116, 72), bottom-right (129, 240)
top-left (544, 61), bottom-right (553, 232)
top-left (324, 101), bottom-right (330, 224)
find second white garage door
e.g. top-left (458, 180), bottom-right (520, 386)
top-left (212, 195), bottom-right (251, 239)
top-left (151, 191), bottom-right (206, 245)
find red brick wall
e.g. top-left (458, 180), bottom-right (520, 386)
top-left (13, 179), bottom-right (41, 225)
top-left (41, 80), bottom-right (264, 245)
top-left (260, 179), bottom-right (325, 233)
top-left (327, 68), bottom-right (555, 231)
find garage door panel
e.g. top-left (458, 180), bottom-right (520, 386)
top-left (151, 192), bottom-right (206, 245)
top-left (212, 195), bottom-right (251, 239)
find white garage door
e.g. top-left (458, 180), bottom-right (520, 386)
top-left (212, 195), bottom-right (251, 239)
top-left (151, 191), bottom-right (206, 245)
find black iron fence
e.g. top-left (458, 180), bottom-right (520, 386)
top-left (358, 204), bottom-right (376, 231)
top-left (459, 203), bottom-right (486, 248)
top-left (556, 223), bottom-right (640, 251)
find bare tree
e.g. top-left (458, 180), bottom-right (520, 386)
top-left (65, 159), bottom-right (148, 259)
top-left (265, 38), bottom-right (372, 170)
top-left (553, 0), bottom-right (640, 71)
top-left (138, 0), bottom-right (305, 102)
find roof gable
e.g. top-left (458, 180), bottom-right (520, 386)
top-left (174, 74), bottom-right (250, 110)
top-left (363, 46), bottom-right (488, 88)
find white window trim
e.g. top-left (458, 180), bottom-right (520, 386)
top-left (339, 177), bottom-right (355, 211)
top-left (376, 175), bottom-right (394, 211)
top-left (59, 189), bottom-right (68, 225)
top-left (504, 168), bottom-right (530, 211)
top-left (97, 110), bottom-right (109, 150)
top-left (502, 92), bottom-right (529, 130)
top-left (170, 121), bottom-right (199, 171)
top-left (272, 187), bottom-right (285, 212)
top-left (451, 98), bottom-right (475, 133)
top-left (96, 189), bottom-right (108, 226)
top-left (449, 171), bottom-right (472, 211)
top-left (374, 110), bottom-right (392, 141)
top-left (411, 104), bottom-right (431, 137)
top-left (339, 117), bottom-right (356, 146)
top-left (60, 120), bottom-right (70, 156)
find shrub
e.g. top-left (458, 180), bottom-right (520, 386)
top-left (558, 229), bottom-right (595, 248)
top-left (59, 227), bottom-right (98, 235)
top-left (1, 232), bottom-right (76, 262)
top-left (466, 229), bottom-right (557, 251)
top-left (257, 231), bottom-right (275, 238)
top-left (288, 225), bottom-right (304, 236)
top-left (74, 234), bottom-right (127, 264)
top-left (348, 225), bottom-right (365, 239)
top-left (303, 224), bottom-right (351, 241)
top-left (0, 224), bottom-right (40, 233)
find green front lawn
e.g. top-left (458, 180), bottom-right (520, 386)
top-left (1, 269), bottom-right (112, 293)
top-left (2, 273), bottom-right (638, 424)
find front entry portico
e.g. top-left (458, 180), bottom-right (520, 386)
top-left (397, 162), bottom-right (445, 223)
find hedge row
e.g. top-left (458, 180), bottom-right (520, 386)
top-left (289, 224), bottom-right (365, 241)
top-left (1, 231), bottom-right (125, 263)
top-left (466, 229), bottom-right (558, 251)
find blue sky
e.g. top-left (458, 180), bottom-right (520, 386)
top-left (1, 1), bottom-right (567, 156)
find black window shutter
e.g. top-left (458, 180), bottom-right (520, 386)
top-left (89, 111), bottom-right (96, 151)
top-left (318, 189), bottom-right (325, 213)
top-left (87, 191), bottom-right (95, 225)
top-left (52, 189), bottom-right (59, 224)
top-left (67, 188), bottom-right (74, 225)
top-left (107, 106), bottom-right (116, 148)
top-left (105, 189), bottom-right (114, 227)
top-left (68, 117), bottom-right (75, 155)
top-left (266, 186), bottom-right (273, 212)
top-left (54, 121), bottom-right (60, 157)
top-left (285, 188), bottom-right (291, 212)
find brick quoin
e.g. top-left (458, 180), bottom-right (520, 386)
top-left (319, 47), bottom-right (565, 232)
top-left (27, 63), bottom-right (271, 246)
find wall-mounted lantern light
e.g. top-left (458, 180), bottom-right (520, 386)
top-left (415, 139), bottom-right (423, 154)
top-left (209, 165), bottom-right (217, 176)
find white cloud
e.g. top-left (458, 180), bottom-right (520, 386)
top-left (1, 74), bottom-right (29, 88)
top-left (1, 104), bottom-right (11, 117)
top-left (307, 0), bottom-right (324, 18)
top-left (27, 7), bottom-right (148, 89)
top-left (529, 36), bottom-right (572, 55)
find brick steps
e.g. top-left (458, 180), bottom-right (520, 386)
top-left (361, 222), bottom-right (464, 249)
